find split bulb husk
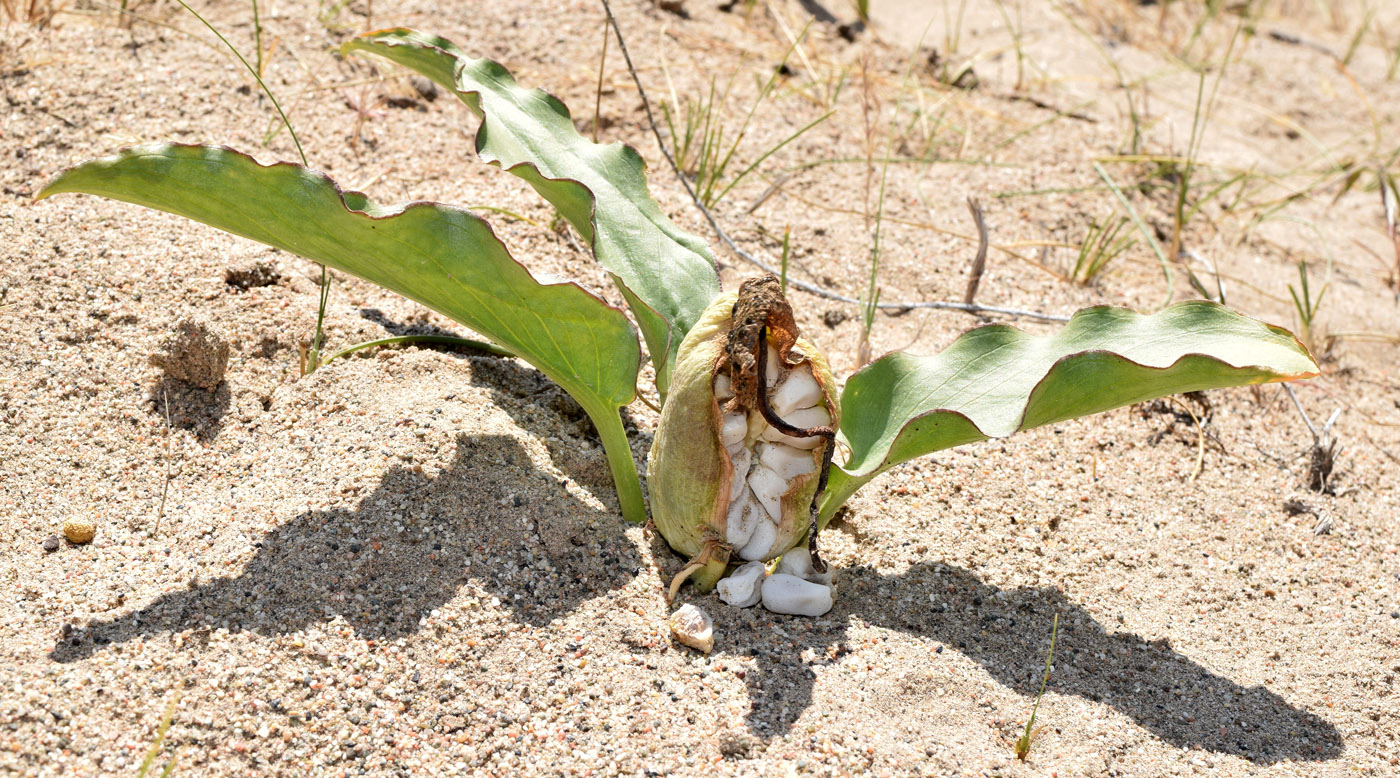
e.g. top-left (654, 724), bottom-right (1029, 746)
top-left (646, 290), bottom-right (839, 593)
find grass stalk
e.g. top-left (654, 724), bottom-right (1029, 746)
top-left (170, 0), bottom-right (335, 374)
top-left (1093, 161), bottom-right (1174, 309)
top-left (1342, 7), bottom-right (1375, 67)
top-left (593, 14), bottom-right (608, 143)
top-left (1380, 167), bottom-right (1399, 289)
top-left (1053, 0), bottom-right (1145, 154)
top-left (992, 0), bottom-right (1026, 91)
top-left (1172, 18), bottom-right (1244, 261)
top-left (1071, 215), bottom-right (1135, 284)
top-left (1014, 613), bottom-right (1059, 761)
top-left (136, 696), bottom-right (180, 778)
top-left (1288, 260), bottom-right (1329, 356)
top-left (251, 0), bottom-right (263, 77)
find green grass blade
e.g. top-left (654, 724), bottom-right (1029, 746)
top-left (819, 302), bottom-right (1318, 524)
top-left (1093, 161), bottom-right (1174, 308)
top-left (343, 29), bottom-right (721, 398)
top-left (39, 143), bottom-right (648, 523)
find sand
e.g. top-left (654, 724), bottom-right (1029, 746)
top-left (1, 0), bottom-right (1398, 775)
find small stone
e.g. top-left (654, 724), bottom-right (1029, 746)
top-left (62, 519), bottom-right (96, 545)
top-left (668, 603), bottom-right (714, 654)
top-left (41, 535), bottom-right (61, 553)
top-left (149, 317), bottom-right (229, 390)
top-left (655, 0), bottom-right (686, 17)
top-left (408, 76), bottom-right (440, 102)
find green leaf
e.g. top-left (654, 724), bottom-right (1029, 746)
top-left (39, 143), bottom-right (648, 523)
top-left (343, 29), bottom-right (721, 398)
top-left (820, 301), bottom-right (1318, 522)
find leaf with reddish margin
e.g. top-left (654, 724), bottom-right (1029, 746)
top-left (818, 301), bottom-right (1318, 524)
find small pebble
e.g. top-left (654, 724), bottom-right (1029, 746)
top-left (62, 519), bottom-right (96, 545)
top-left (668, 603), bottom-right (714, 654)
top-left (41, 535), bottom-right (60, 553)
top-left (776, 546), bottom-right (835, 585)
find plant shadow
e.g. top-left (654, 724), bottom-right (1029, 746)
top-left (720, 560), bottom-right (1343, 765)
top-left (358, 307), bottom-right (462, 339)
top-left (354, 308), bottom-right (646, 498)
top-left (462, 353), bottom-right (649, 499)
top-left (49, 434), bottom-right (640, 663)
top-left (147, 376), bottom-right (231, 443)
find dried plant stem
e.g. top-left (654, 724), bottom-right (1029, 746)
top-left (1283, 383), bottom-right (1318, 442)
top-left (597, 0), bottom-right (1067, 323)
top-left (1168, 396), bottom-right (1205, 482)
top-left (593, 14), bottom-right (608, 143)
top-left (963, 198), bottom-right (989, 304)
top-left (153, 389), bottom-right (175, 536)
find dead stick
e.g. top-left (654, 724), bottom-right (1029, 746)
top-left (963, 197), bottom-right (988, 305)
top-left (597, 0), bottom-right (1069, 323)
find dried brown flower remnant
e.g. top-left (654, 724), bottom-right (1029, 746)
top-left (726, 275), bottom-right (800, 412)
top-left (725, 275), bottom-right (836, 572)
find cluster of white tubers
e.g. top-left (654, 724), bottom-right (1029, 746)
top-left (718, 548), bottom-right (834, 617)
top-left (647, 285), bottom-right (839, 603)
top-left (714, 347), bottom-right (830, 563)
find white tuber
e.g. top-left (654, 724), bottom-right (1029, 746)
top-left (716, 561), bottom-right (766, 608)
top-left (776, 546), bottom-right (834, 585)
top-left (760, 573), bottom-right (833, 617)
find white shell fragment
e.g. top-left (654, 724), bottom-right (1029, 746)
top-left (760, 573), bottom-right (833, 617)
top-left (757, 442), bottom-right (816, 480)
top-left (776, 546), bottom-right (834, 586)
top-left (669, 603), bottom-right (714, 654)
top-left (737, 516), bottom-right (778, 561)
top-left (769, 367), bottom-right (822, 416)
top-left (717, 561), bottom-right (767, 608)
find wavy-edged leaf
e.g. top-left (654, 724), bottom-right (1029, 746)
top-left (819, 302), bottom-right (1318, 521)
top-left (38, 143), bottom-right (647, 522)
top-left (343, 29), bottom-right (722, 398)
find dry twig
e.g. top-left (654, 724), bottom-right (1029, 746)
top-left (597, 0), bottom-right (1069, 323)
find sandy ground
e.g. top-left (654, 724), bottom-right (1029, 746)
top-left (2, 0), bottom-right (1399, 775)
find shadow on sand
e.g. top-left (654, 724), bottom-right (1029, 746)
top-left (50, 430), bottom-right (1340, 766)
top-left (50, 434), bottom-right (640, 662)
top-left (724, 558), bottom-right (1342, 764)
